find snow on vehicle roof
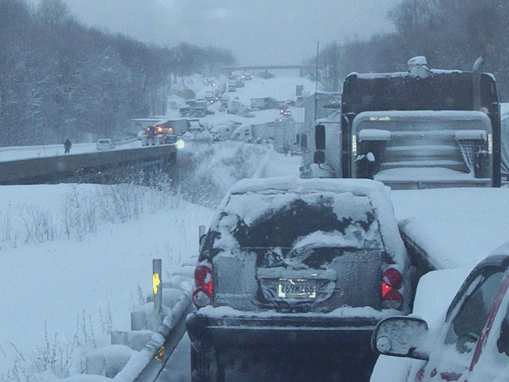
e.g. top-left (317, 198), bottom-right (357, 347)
top-left (349, 69), bottom-right (467, 79)
top-left (392, 187), bottom-right (509, 269)
top-left (488, 241), bottom-right (509, 257)
top-left (350, 69), bottom-right (496, 82)
top-left (228, 175), bottom-right (389, 196)
top-left (316, 110), bottom-right (341, 124)
top-left (213, 176), bottom-right (407, 265)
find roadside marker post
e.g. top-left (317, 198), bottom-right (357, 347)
top-left (153, 259), bottom-right (162, 318)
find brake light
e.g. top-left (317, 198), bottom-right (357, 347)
top-left (383, 268), bottom-right (401, 289)
top-left (382, 267), bottom-right (403, 309)
top-left (192, 263), bottom-right (213, 308)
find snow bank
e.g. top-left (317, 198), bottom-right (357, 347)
top-left (0, 183), bottom-right (214, 379)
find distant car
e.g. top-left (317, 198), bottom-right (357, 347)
top-left (372, 242), bottom-right (509, 382)
top-left (179, 106), bottom-right (191, 117)
top-left (186, 177), bottom-right (412, 381)
top-left (96, 138), bottom-right (115, 150)
top-left (290, 143), bottom-right (302, 156)
top-left (280, 106), bottom-right (292, 118)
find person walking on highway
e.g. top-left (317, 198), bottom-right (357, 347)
top-left (64, 138), bottom-right (72, 153)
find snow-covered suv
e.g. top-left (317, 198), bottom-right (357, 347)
top-left (186, 177), bottom-right (411, 381)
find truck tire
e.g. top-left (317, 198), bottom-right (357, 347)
top-left (191, 343), bottom-right (211, 382)
top-left (191, 343), bottom-right (225, 382)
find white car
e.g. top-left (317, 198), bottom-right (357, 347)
top-left (371, 242), bottom-right (509, 382)
top-left (96, 138), bottom-right (115, 150)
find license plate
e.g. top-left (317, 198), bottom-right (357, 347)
top-left (278, 279), bottom-right (317, 298)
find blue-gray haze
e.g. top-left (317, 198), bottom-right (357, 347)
top-left (29, 0), bottom-right (402, 65)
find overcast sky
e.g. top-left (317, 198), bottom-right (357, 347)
top-left (34, 0), bottom-right (403, 65)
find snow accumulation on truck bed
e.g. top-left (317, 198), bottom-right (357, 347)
top-left (391, 187), bottom-right (509, 270)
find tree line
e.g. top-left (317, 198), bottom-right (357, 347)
top-left (0, 0), bottom-right (236, 146)
top-left (315, 0), bottom-right (509, 102)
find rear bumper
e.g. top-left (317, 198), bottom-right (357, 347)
top-left (186, 312), bottom-right (380, 348)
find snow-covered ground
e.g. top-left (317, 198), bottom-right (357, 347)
top-left (0, 182), bottom-right (214, 380)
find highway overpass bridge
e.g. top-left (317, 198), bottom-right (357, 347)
top-left (222, 65), bottom-right (315, 76)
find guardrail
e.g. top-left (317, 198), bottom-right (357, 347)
top-left (85, 257), bottom-right (198, 381)
top-left (114, 291), bottom-right (195, 382)
top-left (0, 144), bottom-right (177, 184)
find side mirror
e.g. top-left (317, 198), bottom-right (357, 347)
top-left (314, 150), bottom-right (325, 164)
top-left (315, 124), bottom-right (326, 150)
top-left (372, 316), bottom-right (430, 360)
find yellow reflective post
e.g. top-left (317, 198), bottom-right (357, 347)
top-left (153, 273), bottom-right (160, 295)
top-left (155, 346), bottom-right (165, 363)
top-left (153, 259), bottom-right (162, 314)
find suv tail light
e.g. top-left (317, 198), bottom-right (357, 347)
top-left (192, 263), bottom-right (213, 308)
top-left (382, 267), bottom-right (403, 310)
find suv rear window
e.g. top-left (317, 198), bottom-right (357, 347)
top-left (206, 190), bottom-right (383, 256)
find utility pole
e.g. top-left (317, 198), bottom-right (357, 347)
top-left (314, 41), bottom-right (319, 126)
